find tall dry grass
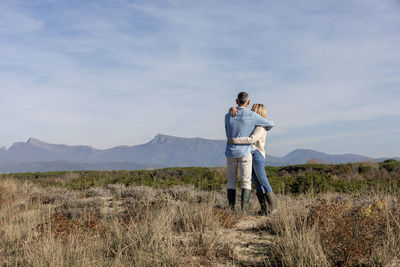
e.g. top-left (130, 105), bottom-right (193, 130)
top-left (261, 193), bottom-right (400, 266)
top-left (0, 179), bottom-right (236, 266)
top-left (2, 177), bottom-right (400, 266)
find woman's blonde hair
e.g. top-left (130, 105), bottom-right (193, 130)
top-left (251, 103), bottom-right (267, 118)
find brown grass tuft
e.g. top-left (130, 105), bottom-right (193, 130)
top-left (36, 212), bottom-right (100, 239)
top-left (305, 197), bottom-right (400, 266)
top-left (213, 207), bottom-right (239, 228)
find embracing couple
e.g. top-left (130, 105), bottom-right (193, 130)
top-left (224, 91), bottom-right (277, 215)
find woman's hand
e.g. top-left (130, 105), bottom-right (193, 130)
top-left (229, 106), bottom-right (238, 117)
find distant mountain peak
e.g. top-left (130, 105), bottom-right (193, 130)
top-left (285, 149), bottom-right (326, 156)
top-left (27, 138), bottom-right (48, 146)
top-left (290, 148), bottom-right (321, 152)
top-left (148, 133), bottom-right (213, 145)
top-left (149, 134), bottom-right (180, 144)
top-left (154, 133), bottom-right (170, 139)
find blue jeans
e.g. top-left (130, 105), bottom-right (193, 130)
top-left (251, 150), bottom-right (273, 193)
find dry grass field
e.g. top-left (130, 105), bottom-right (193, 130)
top-left (1, 165), bottom-right (400, 266)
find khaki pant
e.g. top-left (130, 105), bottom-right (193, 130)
top-left (226, 153), bottom-right (252, 190)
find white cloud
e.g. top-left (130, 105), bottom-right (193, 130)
top-left (0, 3), bottom-right (43, 34)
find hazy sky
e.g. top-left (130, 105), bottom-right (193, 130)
top-left (1, 0), bottom-right (399, 157)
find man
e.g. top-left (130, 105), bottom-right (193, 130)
top-left (225, 92), bottom-right (274, 214)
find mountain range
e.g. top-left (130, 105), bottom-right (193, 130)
top-left (0, 134), bottom-right (398, 173)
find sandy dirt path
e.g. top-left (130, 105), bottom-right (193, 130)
top-left (219, 215), bottom-right (274, 266)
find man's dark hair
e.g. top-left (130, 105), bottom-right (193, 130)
top-left (237, 92), bottom-right (249, 105)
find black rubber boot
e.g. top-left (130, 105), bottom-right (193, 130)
top-left (227, 189), bottom-right (236, 212)
top-left (256, 192), bottom-right (268, 215)
top-left (241, 189), bottom-right (251, 215)
top-left (265, 192), bottom-right (277, 215)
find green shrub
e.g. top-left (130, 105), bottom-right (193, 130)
top-left (2, 160), bottom-right (399, 194)
top-left (63, 168), bottom-right (227, 191)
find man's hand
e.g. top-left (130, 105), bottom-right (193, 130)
top-left (229, 106), bottom-right (238, 117)
top-left (228, 138), bottom-right (234, 144)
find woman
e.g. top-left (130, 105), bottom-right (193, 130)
top-left (229, 104), bottom-right (277, 215)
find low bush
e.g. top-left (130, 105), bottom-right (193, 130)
top-left (2, 160), bottom-right (400, 195)
top-left (262, 194), bottom-right (400, 266)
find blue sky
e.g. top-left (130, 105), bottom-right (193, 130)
top-left (0, 0), bottom-right (399, 158)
